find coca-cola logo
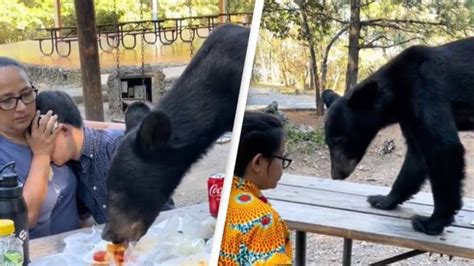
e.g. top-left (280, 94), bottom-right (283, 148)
top-left (209, 184), bottom-right (222, 197)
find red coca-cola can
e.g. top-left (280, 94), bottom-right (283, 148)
top-left (208, 173), bottom-right (224, 217)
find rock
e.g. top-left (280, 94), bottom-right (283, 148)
top-left (379, 139), bottom-right (396, 156)
top-left (261, 101), bottom-right (289, 123)
top-left (357, 165), bottom-right (371, 171)
top-left (26, 64), bottom-right (83, 86)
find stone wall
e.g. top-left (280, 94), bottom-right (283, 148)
top-left (26, 64), bottom-right (83, 86)
top-left (107, 65), bottom-right (166, 118)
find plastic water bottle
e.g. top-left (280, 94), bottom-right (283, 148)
top-left (0, 162), bottom-right (28, 265)
top-left (0, 219), bottom-right (23, 266)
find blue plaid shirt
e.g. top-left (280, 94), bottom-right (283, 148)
top-left (70, 127), bottom-right (123, 224)
top-left (71, 127), bottom-right (176, 224)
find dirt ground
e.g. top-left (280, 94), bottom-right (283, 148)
top-left (284, 110), bottom-right (474, 265)
top-left (173, 142), bottom-right (230, 208)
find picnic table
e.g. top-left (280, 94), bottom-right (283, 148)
top-left (33, 12), bottom-right (253, 56)
top-left (266, 174), bottom-right (474, 266)
top-left (29, 203), bottom-right (209, 262)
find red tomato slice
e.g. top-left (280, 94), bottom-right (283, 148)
top-left (93, 250), bottom-right (107, 262)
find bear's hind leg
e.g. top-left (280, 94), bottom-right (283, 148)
top-left (411, 141), bottom-right (465, 235)
top-left (368, 145), bottom-right (426, 210)
top-left (409, 103), bottom-right (465, 235)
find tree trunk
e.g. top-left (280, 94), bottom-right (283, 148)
top-left (54, 0), bottom-right (62, 29)
top-left (219, 0), bottom-right (225, 23)
top-left (74, 0), bottom-right (104, 121)
top-left (322, 26), bottom-right (348, 94)
top-left (300, 3), bottom-right (323, 116)
top-left (345, 0), bottom-right (361, 94)
top-left (282, 70), bottom-right (289, 87)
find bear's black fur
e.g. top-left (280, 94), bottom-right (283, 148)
top-left (102, 24), bottom-right (249, 243)
top-left (323, 37), bottom-right (474, 235)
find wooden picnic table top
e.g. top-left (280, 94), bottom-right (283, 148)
top-left (29, 203), bottom-right (210, 261)
top-left (266, 174), bottom-right (474, 259)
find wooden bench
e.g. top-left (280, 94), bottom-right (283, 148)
top-left (266, 174), bottom-right (474, 265)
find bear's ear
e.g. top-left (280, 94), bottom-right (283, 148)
top-left (322, 90), bottom-right (340, 108)
top-left (136, 110), bottom-right (172, 155)
top-left (125, 102), bottom-right (152, 133)
top-left (347, 81), bottom-right (379, 110)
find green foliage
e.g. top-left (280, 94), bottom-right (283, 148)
top-left (286, 125), bottom-right (325, 150)
top-left (256, 0), bottom-right (473, 95)
top-left (0, 0), bottom-right (254, 44)
top-left (229, 0), bottom-right (255, 13)
top-left (0, 0), bottom-right (54, 43)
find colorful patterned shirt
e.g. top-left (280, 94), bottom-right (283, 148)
top-left (219, 176), bottom-right (292, 265)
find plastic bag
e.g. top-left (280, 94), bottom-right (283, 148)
top-left (64, 226), bottom-right (103, 262)
top-left (31, 214), bottom-right (215, 265)
top-left (125, 213), bottom-right (215, 265)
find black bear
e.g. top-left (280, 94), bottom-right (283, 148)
top-left (101, 24), bottom-right (250, 243)
top-left (322, 37), bottom-right (474, 235)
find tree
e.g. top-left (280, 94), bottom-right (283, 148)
top-left (0, 0), bottom-right (54, 43)
top-left (297, 0), bottom-right (324, 115)
top-left (344, 0), bottom-right (473, 92)
top-left (345, 0), bottom-right (361, 93)
top-left (0, 0), bottom-right (255, 44)
top-left (261, 0), bottom-right (473, 116)
top-left (263, 0), bottom-right (349, 116)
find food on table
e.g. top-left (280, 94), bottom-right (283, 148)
top-left (107, 243), bottom-right (126, 266)
top-left (91, 243), bottom-right (127, 266)
top-left (92, 250), bottom-right (108, 262)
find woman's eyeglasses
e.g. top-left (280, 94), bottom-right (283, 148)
top-left (0, 87), bottom-right (38, 111)
top-left (272, 155), bottom-right (293, 169)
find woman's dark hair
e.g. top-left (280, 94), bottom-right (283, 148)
top-left (234, 111), bottom-right (285, 177)
top-left (0, 57), bottom-right (31, 83)
top-left (37, 90), bottom-right (83, 128)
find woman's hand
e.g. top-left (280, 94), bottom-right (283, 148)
top-left (25, 110), bottom-right (61, 157)
top-left (23, 110), bottom-right (62, 227)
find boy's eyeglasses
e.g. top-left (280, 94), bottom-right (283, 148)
top-left (272, 155), bottom-right (293, 169)
top-left (0, 87), bottom-right (38, 111)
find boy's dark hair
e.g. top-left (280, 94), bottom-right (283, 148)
top-left (0, 57), bottom-right (31, 83)
top-left (36, 90), bottom-right (83, 128)
top-left (234, 111), bottom-right (285, 177)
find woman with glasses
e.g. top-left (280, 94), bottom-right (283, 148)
top-left (0, 57), bottom-right (80, 239)
top-left (219, 111), bottom-right (293, 265)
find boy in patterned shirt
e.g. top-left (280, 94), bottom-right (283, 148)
top-left (219, 112), bottom-right (293, 265)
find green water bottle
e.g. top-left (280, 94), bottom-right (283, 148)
top-left (0, 219), bottom-right (23, 266)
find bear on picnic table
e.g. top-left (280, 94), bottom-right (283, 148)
top-left (322, 37), bottom-right (474, 235)
top-left (101, 24), bottom-right (250, 244)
